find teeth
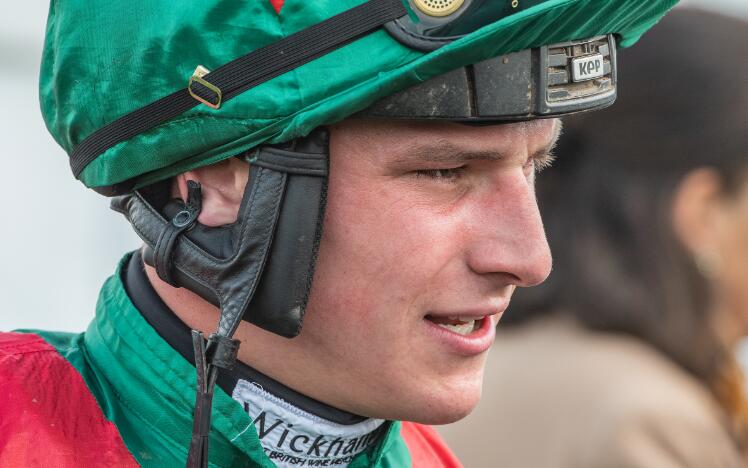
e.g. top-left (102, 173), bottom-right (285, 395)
top-left (447, 315), bottom-right (484, 321)
top-left (437, 320), bottom-right (476, 336)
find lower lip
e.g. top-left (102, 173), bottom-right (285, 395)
top-left (423, 314), bottom-right (498, 356)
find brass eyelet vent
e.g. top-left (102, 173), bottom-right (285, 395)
top-left (412, 0), bottom-right (464, 17)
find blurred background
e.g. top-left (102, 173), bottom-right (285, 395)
top-left (1, 2), bottom-right (142, 332)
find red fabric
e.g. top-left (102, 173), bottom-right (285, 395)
top-left (0, 332), bottom-right (138, 467)
top-left (401, 421), bottom-right (463, 467)
top-left (269, 0), bottom-right (284, 14)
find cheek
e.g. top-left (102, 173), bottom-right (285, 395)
top-left (320, 182), bottom-right (460, 294)
top-left (302, 179), bottom-right (465, 347)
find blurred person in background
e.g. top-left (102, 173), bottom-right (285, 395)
top-left (438, 8), bottom-right (748, 468)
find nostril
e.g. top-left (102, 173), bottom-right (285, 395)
top-left (466, 234), bottom-right (551, 287)
top-left (518, 243), bottom-right (553, 287)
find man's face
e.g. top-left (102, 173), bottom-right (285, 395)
top-left (292, 119), bottom-right (556, 423)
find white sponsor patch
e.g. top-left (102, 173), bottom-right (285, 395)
top-left (571, 54), bottom-right (605, 82)
top-left (232, 379), bottom-right (385, 467)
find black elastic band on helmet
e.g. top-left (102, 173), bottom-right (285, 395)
top-left (69, 0), bottom-right (406, 181)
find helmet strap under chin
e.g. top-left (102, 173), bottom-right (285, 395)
top-left (110, 128), bottom-right (330, 467)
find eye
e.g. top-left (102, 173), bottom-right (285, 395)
top-left (413, 167), bottom-right (466, 183)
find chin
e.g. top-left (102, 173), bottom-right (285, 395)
top-left (388, 373), bottom-right (484, 425)
top-left (415, 402), bottom-right (480, 425)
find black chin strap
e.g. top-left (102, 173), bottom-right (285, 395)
top-left (111, 128), bottom-right (329, 338)
top-left (153, 181), bottom-right (203, 286)
top-left (110, 129), bottom-right (329, 467)
top-left (188, 330), bottom-right (240, 468)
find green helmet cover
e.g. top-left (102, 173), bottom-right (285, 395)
top-left (40, 0), bottom-right (678, 191)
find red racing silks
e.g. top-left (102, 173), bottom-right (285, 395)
top-left (400, 422), bottom-right (464, 467)
top-left (269, 0), bottom-right (284, 14)
top-left (0, 332), bottom-right (138, 468)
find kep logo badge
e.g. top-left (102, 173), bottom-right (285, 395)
top-left (572, 54), bottom-right (604, 82)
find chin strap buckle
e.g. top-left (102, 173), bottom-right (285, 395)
top-left (206, 334), bottom-right (240, 370)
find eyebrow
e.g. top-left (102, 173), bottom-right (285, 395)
top-left (397, 142), bottom-right (506, 164)
top-left (398, 119), bottom-right (563, 165)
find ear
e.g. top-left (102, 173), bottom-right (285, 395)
top-left (671, 167), bottom-right (724, 256)
top-left (174, 158), bottom-right (250, 227)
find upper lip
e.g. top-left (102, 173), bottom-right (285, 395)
top-left (425, 301), bottom-right (509, 320)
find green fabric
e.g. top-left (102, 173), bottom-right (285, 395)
top-left (27, 254), bottom-right (413, 468)
top-left (39, 0), bottom-right (678, 191)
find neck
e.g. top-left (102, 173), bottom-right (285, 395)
top-left (142, 259), bottom-right (362, 417)
top-left (144, 260), bottom-right (301, 367)
top-left (144, 261), bottom-right (222, 335)
top-left (139, 256), bottom-right (386, 465)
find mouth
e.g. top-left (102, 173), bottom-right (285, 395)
top-left (423, 311), bottom-right (499, 355)
top-left (425, 314), bottom-right (486, 336)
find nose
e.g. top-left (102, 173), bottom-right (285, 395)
top-left (465, 173), bottom-right (552, 287)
